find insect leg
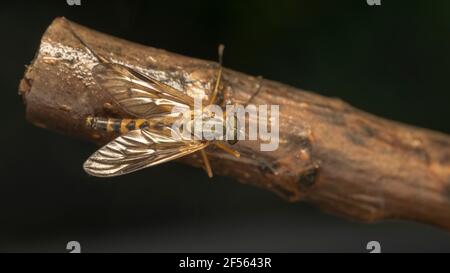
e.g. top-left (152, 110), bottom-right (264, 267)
top-left (215, 142), bottom-right (240, 158)
top-left (200, 149), bottom-right (213, 178)
top-left (208, 44), bottom-right (225, 105)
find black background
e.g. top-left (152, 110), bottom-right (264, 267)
top-left (1, 0), bottom-right (450, 252)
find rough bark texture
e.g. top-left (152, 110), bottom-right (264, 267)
top-left (19, 18), bottom-right (450, 230)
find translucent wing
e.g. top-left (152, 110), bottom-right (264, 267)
top-left (84, 127), bottom-right (207, 177)
top-left (92, 63), bottom-right (194, 117)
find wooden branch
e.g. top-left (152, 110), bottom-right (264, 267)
top-left (19, 17), bottom-right (450, 230)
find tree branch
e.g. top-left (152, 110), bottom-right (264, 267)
top-left (19, 17), bottom-right (450, 230)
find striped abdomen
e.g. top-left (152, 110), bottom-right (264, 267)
top-left (86, 117), bottom-right (152, 134)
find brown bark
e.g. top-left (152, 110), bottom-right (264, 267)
top-left (19, 17), bottom-right (450, 230)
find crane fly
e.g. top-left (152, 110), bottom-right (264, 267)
top-left (83, 45), bottom-right (241, 178)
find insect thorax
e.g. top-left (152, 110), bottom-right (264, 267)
top-left (178, 111), bottom-right (238, 144)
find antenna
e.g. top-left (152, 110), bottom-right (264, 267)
top-left (218, 44), bottom-right (225, 66)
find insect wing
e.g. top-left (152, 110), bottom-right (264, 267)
top-left (84, 128), bottom-right (207, 177)
top-left (92, 63), bottom-right (194, 117)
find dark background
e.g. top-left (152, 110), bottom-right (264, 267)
top-left (1, 0), bottom-right (450, 252)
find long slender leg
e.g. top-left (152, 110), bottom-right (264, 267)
top-left (200, 149), bottom-right (213, 178)
top-left (200, 45), bottom-right (226, 178)
top-left (209, 44), bottom-right (225, 105)
top-left (209, 46), bottom-right (240, 162)
top-left (215, 142), bottom-right (240, 158)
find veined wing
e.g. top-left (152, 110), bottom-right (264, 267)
top-left (92, 63), bottom-right (195, 118)
top-left (84, 127), bottom-right (207, 177)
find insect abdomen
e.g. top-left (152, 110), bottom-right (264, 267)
top-left (86, 117), bottom-right (150, 134)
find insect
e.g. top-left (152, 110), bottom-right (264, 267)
top-left (83, 45), bottom-right (241, 178)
